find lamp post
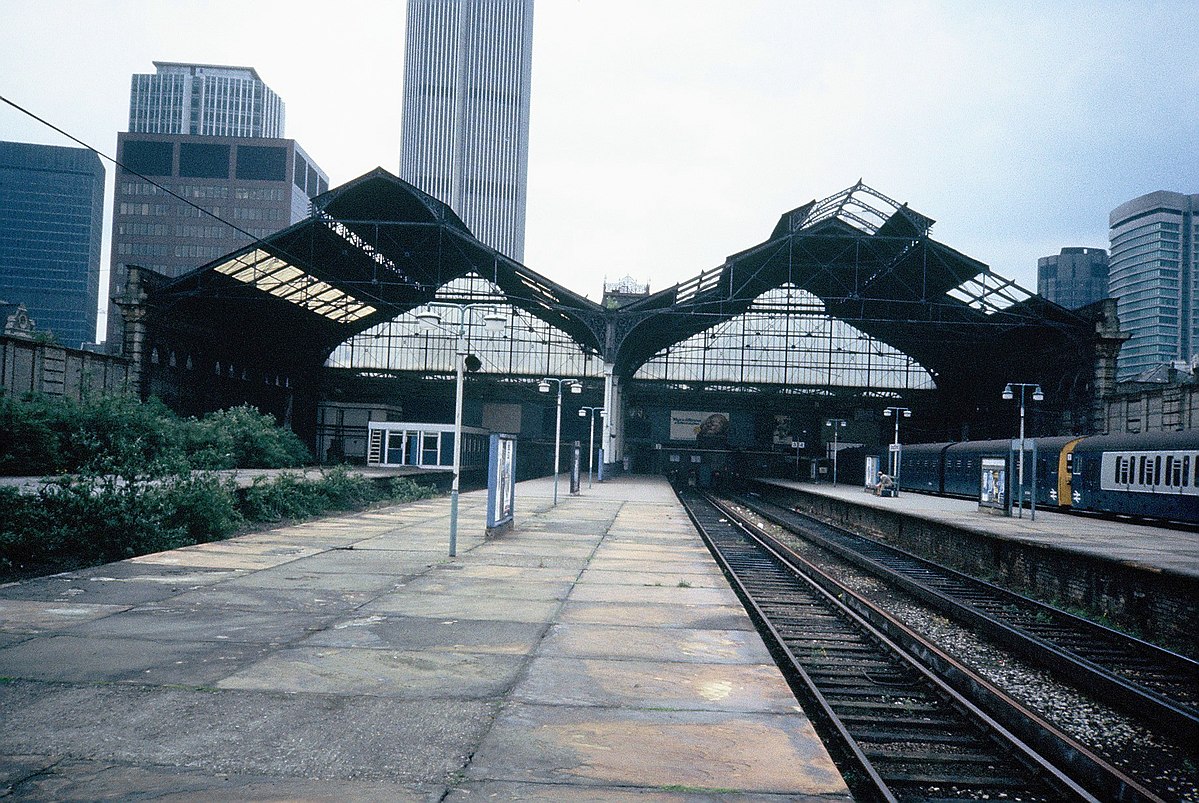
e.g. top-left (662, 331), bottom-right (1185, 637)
top-left (882, 406), bottom-right (911, 497)
top-left (416, 304), bottom-right (507, 556)
top-left (538, 377), bottom-right (582, 504)
top-left (825, 419), bottom-right (847, 485)
top-left (578, 406), bottom-right (605, 488)
top-left (1002, 382), bottom-right (1044, 520)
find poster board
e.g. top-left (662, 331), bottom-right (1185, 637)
top-left (486, 433), bottom-right (516, 537)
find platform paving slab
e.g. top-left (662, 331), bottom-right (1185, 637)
top-left (2, 758), bottom-right (435, 803)
top-left (539, 621), bottom-right (776, 663)
top-left (465, 703), bottom-right (847, 797)
top-left (299, 615), bottom-right (545, 654)
top-left (0, 681), bottom-right (494, 785)
top-left (0, 634), bottom-right (273, 685)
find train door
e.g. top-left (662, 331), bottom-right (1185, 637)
top-left (1057, 437), bottom-right (1084, 508)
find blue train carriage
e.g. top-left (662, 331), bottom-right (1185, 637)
top-left (933, 437), bottom-right (1081, 508)
top-left (899, 442), bottom-right (954, 493)
top-left (1070, 430), bottom-right (1199, 523)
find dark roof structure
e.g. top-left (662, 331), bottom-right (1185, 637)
top-left (611, 182), bottom-right (1093, 381)
top-left (131, 170), bottom-right (1107, 439)
top-left (148, 169), bottom-right (606, 371)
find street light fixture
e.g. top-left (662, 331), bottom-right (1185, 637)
top-left (882, 406), bottom-right (912, 497)
top-left (578, 406), bottom-right (605, 488)
top-left (825, 419), bottom-right (848, 486)
top-left (1002, 382), bottom-right (1044, 520)
top-left (417, 304), bottom-right (507, 556)
top-left (539, 377), bottom-right (582, 504)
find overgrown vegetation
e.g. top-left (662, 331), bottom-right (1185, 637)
top-left (0, 394), bottom-right (309, 476)
top-left (0, 393), bottom-right (439, 580)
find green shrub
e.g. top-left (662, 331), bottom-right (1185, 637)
top-left (240, 472), bottom-right (323, 522)
top-left (183, 406), bottom-right (310, 470)
top-left (387, 477), bottom-right (438, 503)
top-left (0, 395), bottom-right (63, 475)
top-left (161, 472), bottom-right (243, 542)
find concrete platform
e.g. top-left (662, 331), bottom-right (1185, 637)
top-left (0, 474), bottom-right (850, 801)
top-left (760, 479), bottom-right (1199, 579)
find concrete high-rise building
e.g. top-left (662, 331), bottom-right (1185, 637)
top-left (399, 0), bottom-right (534, 261)
top-left (1109, 190), bottom-right (1199, 380)
top-left (1037, 247), bottom-right (1108, 310)
top-left (0, 141), bottom-right (104, 349)
top-left (129, 62), bottom-right (285, 138)
top-left (106, 132), bottom-right (327, 350)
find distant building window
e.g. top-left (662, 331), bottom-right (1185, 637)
top-left (306, 163), bottom-right (318, 197)
top-left (122, 140), bottom-right (174, 176)
top-left (236, 145), bottom-right (287, 181)
top-left (293, 153), bottom-right (306, 191)
top-left (179, 143), bottom-right (230, 179)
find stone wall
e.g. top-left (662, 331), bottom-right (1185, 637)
top-left (0, 336), bottom-right (131, 400)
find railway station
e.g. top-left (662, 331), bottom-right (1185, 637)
top-left (5, 169), bottom-right (1194, 798)
top-left (111, 169), bottom-right (1123, 484)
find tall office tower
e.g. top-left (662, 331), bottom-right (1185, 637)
top-left (1109, 190), bottom-right (1199, 380)
top-left (106, 133), bottom-right (327, 351)
top-left (1037, 247), bottom-right (1109, 309)
top-left (0, 141), bottom-right (104, 349)
top-left (399, 0), bottom-right (534, 261)
top-left (129, 62), bottom-right (285, 138)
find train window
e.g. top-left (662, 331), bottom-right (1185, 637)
top-left (1138, 456), bottom-right (1146, 486)
top-left (1185, 455), bottom-right (1192, 487)
top-left (1169, 455), bottom-right (1184, 487)
top-left (1154, 456), bottom-right (1162, 486)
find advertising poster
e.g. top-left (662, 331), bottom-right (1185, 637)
top-left (487, 433), bottom-right (516, 536)
top-left (670, 411), bottom-right (729, 441)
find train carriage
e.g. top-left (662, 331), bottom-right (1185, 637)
top-left (899, 442), bottom-right (954, 493)
top-left (904, 437), bottom-right (1078, 509)
top-left (1070, 430), bottom-right (1199, 523)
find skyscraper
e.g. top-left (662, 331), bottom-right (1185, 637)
top-left (107, 63), bottom-right (326, 352)
top-left (399, 0), bottom-right (534, 261)
top-left (1108, 190), bottom-right (1199, 380)
top-left (0, 141), bottom-right (105, 349)
top-left (129, 62), bottom-right (285, 138)
top-left (1037, 247), bottom-right (1108, 310)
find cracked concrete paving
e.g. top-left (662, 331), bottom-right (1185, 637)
top-left (1, 474), bottom-right (850, 801)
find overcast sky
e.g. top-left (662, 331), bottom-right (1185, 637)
top-left (2, 0), bottom-right (1198, 324)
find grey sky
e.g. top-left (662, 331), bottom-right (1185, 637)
top-left (2, 0), bottom-right (1197, 319)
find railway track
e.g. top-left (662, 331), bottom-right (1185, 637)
top-left (676, 487), bottom-right (1159, 802)
top-left (737, 483), bottom-right (1199, 748)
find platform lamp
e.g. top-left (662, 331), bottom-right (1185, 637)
top-left (882, 407), bottom-right (911, 497)
top-left (539, 377), bottom-right (582, 504)
top-left (416, 305), bottom-right (507, 556)
top-left (825, 419), bottom-right (848, 486)
top-left (1002, 382), bottom-right (1043, 520)
top-left (578, 406), bottom-right (605, 488)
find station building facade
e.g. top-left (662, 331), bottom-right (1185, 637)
top-left (117, 170), bottom-right (1119, 481)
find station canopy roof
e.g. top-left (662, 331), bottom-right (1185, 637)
top-left (147, 171), bottom-right (1090, 383)
top-left (610, 181), bottom-right (1090, 378)
top-left (150, 168), bottom-right (606, 363)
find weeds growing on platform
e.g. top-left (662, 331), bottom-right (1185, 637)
top-left (0, 466), bottom-right (438, 582)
